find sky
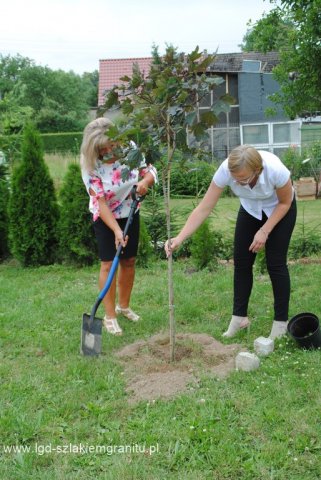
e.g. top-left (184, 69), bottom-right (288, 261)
top-left (1, 0), bottom-right (273, 75)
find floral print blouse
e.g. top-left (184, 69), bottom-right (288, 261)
top-left (81, 159), bottom-right (157, 221)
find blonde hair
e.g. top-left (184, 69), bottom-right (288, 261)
top-left (228, 145), bottom-right (263, 174)
top-left (80, 117), bottom-right (114, 172)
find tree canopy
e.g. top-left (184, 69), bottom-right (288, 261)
top-left (240, 0), bottom-right (321, 118)
top-left (0, 54), bottom-right (98, 134)
top-left (240, 10), bottom-right (294, 53)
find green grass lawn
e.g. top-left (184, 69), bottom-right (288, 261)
top-left (1, 258), bottom-right (321, 479)
top-left (169, 196), bottom-right (321, 240)
top-left (45, 153), bottom-right (78, 192)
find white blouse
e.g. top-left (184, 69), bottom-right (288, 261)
top-left (213, 150), bottom-right (293, 220)
top-left (81, 159), bottom-right (157, 220)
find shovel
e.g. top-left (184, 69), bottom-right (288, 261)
top-left (81, 187), bottom-right (142, 356)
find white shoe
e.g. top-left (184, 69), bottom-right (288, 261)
top-left (269, 320), bottom-right (288, 340)
top-left (115, 305), bottom-right (140, 322)
top-left (103, 316), bottom-right (122, 335)
top-left (222, 315), bottom-right (250, 338)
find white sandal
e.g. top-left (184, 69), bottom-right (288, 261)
top-left (115, 305), bottom-right (140, 322)
top-left (103, 316), bottom-right (122, 335)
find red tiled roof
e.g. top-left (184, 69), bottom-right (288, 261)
top-left (98, 57), bottom-right (152, 106)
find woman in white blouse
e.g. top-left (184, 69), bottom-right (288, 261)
top-left (81, 118), bottom-right (157, 335)
top-left (165, 145), bottom-right (297, 340)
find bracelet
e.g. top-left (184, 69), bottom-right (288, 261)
top-left (260, 228), bottom-right (269, 239)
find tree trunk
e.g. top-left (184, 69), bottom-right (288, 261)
top-left (162, 163), bottom-right (175, 363)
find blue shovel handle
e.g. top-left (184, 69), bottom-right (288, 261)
top-left (89, 187), bottom-right (144, 321)
top-left (98, 251), bottom-right (120, 301)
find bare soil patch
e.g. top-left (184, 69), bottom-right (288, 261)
top-left (115, 333), bottom-right (242, 403)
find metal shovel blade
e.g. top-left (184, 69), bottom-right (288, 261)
top-left (81, 313), bottom-right (103, 356)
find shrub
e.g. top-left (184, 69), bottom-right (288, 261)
top-left (281, 142), bottom-right (321, 181)
top-left (189, 221), bottom-right (233, 270)
top-left (0, 132), bottom-right (83, 158)
top-left (289, 206), bottom-right (321, 260)
top-left (40, 132), bottom-right (83, 154)
top-left (170, 160), bottom-right (215, 197)
top-left (8, 123), bottom-right (59, 266)
top-left (289, 234), bottom-right (321, 260)
top-left (304, 141), bottom-right (321, 183)
top-left (281, 146), bottom-right (305, 180)
top-left (155, 157), bottom-right (216, 197)
top-left (141, 189), bottom-right (167, 256)
top-left (58, 163), bottom-right (98, 266)
top-left (0, 162), bottom-right (10, 259)
top-left (136, 216), bottom-right (153, 268)
top-left (190, 221), bottom-right (218, 270)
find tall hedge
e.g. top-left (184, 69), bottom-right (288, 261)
top-left (58, 163), bottom-right (98, 266)
top-left (0, 132), bottom-right (83, 157)
top-left (0, 163), bottom-right (10, 259)
top-left (8, 123), bottom-right (59, 266)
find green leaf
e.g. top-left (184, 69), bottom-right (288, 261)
top-left (121, 98), bottom-right (134, 115)
top-left (104, 88), bottom-right (119, 109)
top-left (197, 54), bottom-right (216, 72)
top-left (126, 147), bottom-right (144, 170)
top-left (212, 100), bottom-right (231, 115)
top-left (190, 122), bottom-right (208, 141)
top-left (185, 111), bottom-right (197, 126)
top-left (200, 110), bottom-right (219, 126)
top-left (188, 46), bottom-right (202, 63)
top-left (175, 127), bottom-right (188, 148)
top-left (104, 125), bottom-right (119, 140)
top-left (121, 166), bottom-right (131, 182)
top-left (220, 93), bottom-right (235, 105)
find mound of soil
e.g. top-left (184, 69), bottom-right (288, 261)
top-left (115, 333), bottom-right (242, 403)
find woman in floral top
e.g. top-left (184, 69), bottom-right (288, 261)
top-left (80, 118), bottom-right (157, 335)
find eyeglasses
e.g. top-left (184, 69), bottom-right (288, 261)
top-left (232, 172), bottom-right (257, 186)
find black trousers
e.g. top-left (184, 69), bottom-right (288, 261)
top-left (233, 198), bottom-right (297, 321)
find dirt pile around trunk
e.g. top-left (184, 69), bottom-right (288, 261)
top-left (115, 333), bottom-right (242, 403)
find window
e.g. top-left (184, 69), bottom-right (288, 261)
top-left (240, 121), bottom-right (301, 154)
top-left (273, 123), bottom-right (300, 143)
top-left (242, 124), bottom-right (269, 144)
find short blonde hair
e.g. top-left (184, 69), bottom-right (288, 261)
top-left (80, 117), bottom-right (114, 172)
top-left (228, 145), bottom-right (263, 174)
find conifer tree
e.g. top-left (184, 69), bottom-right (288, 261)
top-left (8, 123), bottom-right (59, 266)
top-left (58, 163), bottom-right (98, 266)
top-left (0, 162), bottom-right (10, 259)
top-left (136, 215), bottom-right (153, 268)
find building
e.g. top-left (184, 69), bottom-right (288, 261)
top-left (98, 52), bottom-right (302, 159)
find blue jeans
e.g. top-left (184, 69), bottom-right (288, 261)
top-left (233, 198), bottom-right (297, 321)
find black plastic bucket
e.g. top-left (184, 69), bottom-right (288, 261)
top-left (287, 312), bottom-right (321, 349)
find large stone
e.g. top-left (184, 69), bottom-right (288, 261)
top-left (254, 336), bottom-right (274, 357)
top-left (235, 351), bottom-right (260, 372)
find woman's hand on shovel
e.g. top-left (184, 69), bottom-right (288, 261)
top-left (114, 227), bottom-right (128, 250)
top-left (136, 178), bottom-right (149, 197)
